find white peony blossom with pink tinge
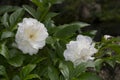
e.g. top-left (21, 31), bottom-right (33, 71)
top-left (64, 35), bottom-right (97, 66)
top-left (15, 18), bottom-right (48, 55)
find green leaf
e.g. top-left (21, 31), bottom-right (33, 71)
top-left (1, 31), bottom-right (14, 40)
top-left (82, 30), bottom-right (97, 37)
top-left (0, 65), bottom-right (8, 80)
top-left (49, 0), bottom-right (64, 4)
top-left (8, 54), bottom-right (24, 67)
top-left (31, 0), bottom-right (43, 8)
top-left (1, 13), bottom-right (9, 27)
top-left (31, 0), bottom-right (43, 6)
top-left (54, 22), bottom-right (89, 39)
top-left (23, 5), bottom-right (37, 19)
top-left (48, 66), bottom-right (59, 80)
top-left (0, 42), bottom-right (9, 59)
top-left (101, 37), bottom-right (120, 48)
top-left (55, 40), bottom-right (65, 59)
top-left (0, 43), bottom-right (24, 67)
top-left (39, 6), bottom-right (50, 21)
top-left (59, 62), bottom-right (69, 80)
top-left (107, 44), bottom-right (120, 54)
top-left (45, 12), bottom-right (58, 20)
top-left (0, 65), bottom-right (5, 76)
top-left (103, 57), bottom-right (116, 68)
top-left (70, 63), bottom-right (87, 78)
top-left (46, 36), bottom-right (55, 44)
top-left (96, 37), bottom-right (120, 57)
top-left (12, 75), bottom-right (21, 80)
top-left (94, 59), bottom-right (103, 72)
top-left (31, 57), bottom-right (47, 64)
top-left (43, 19), bottom-right (55, 31)
top-left (20, 64), bottom-right (36, 79)
top-left (9, 8), bottom-right (24, 28)
top-left (0, 6), bottom-right (19, 15)
top-left (79, 72), bottom-right (102, 80)
top-left (85, 61), bottom-right (95, 68)
top-left (24, 74), bottom-right (40, 80)
top-left (71, 78), bottom-right (79, 80)
top-left (59, 75), bottom-right (64, 80)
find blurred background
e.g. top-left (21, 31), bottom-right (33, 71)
top-left (0, 0), bottom-right (120, 41)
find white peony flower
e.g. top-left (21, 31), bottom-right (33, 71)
top-left (15, 18), bottom-right (48, 55)
top-left (64, 35), bottom-right (97, 66)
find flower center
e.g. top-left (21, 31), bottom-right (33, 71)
top-left (29, 34), bottom-right (34, 38)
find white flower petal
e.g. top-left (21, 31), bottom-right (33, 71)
top-left (15, 18), bottom-right (48, 55)
top-left (63, 35), bottom-right (97, 66)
